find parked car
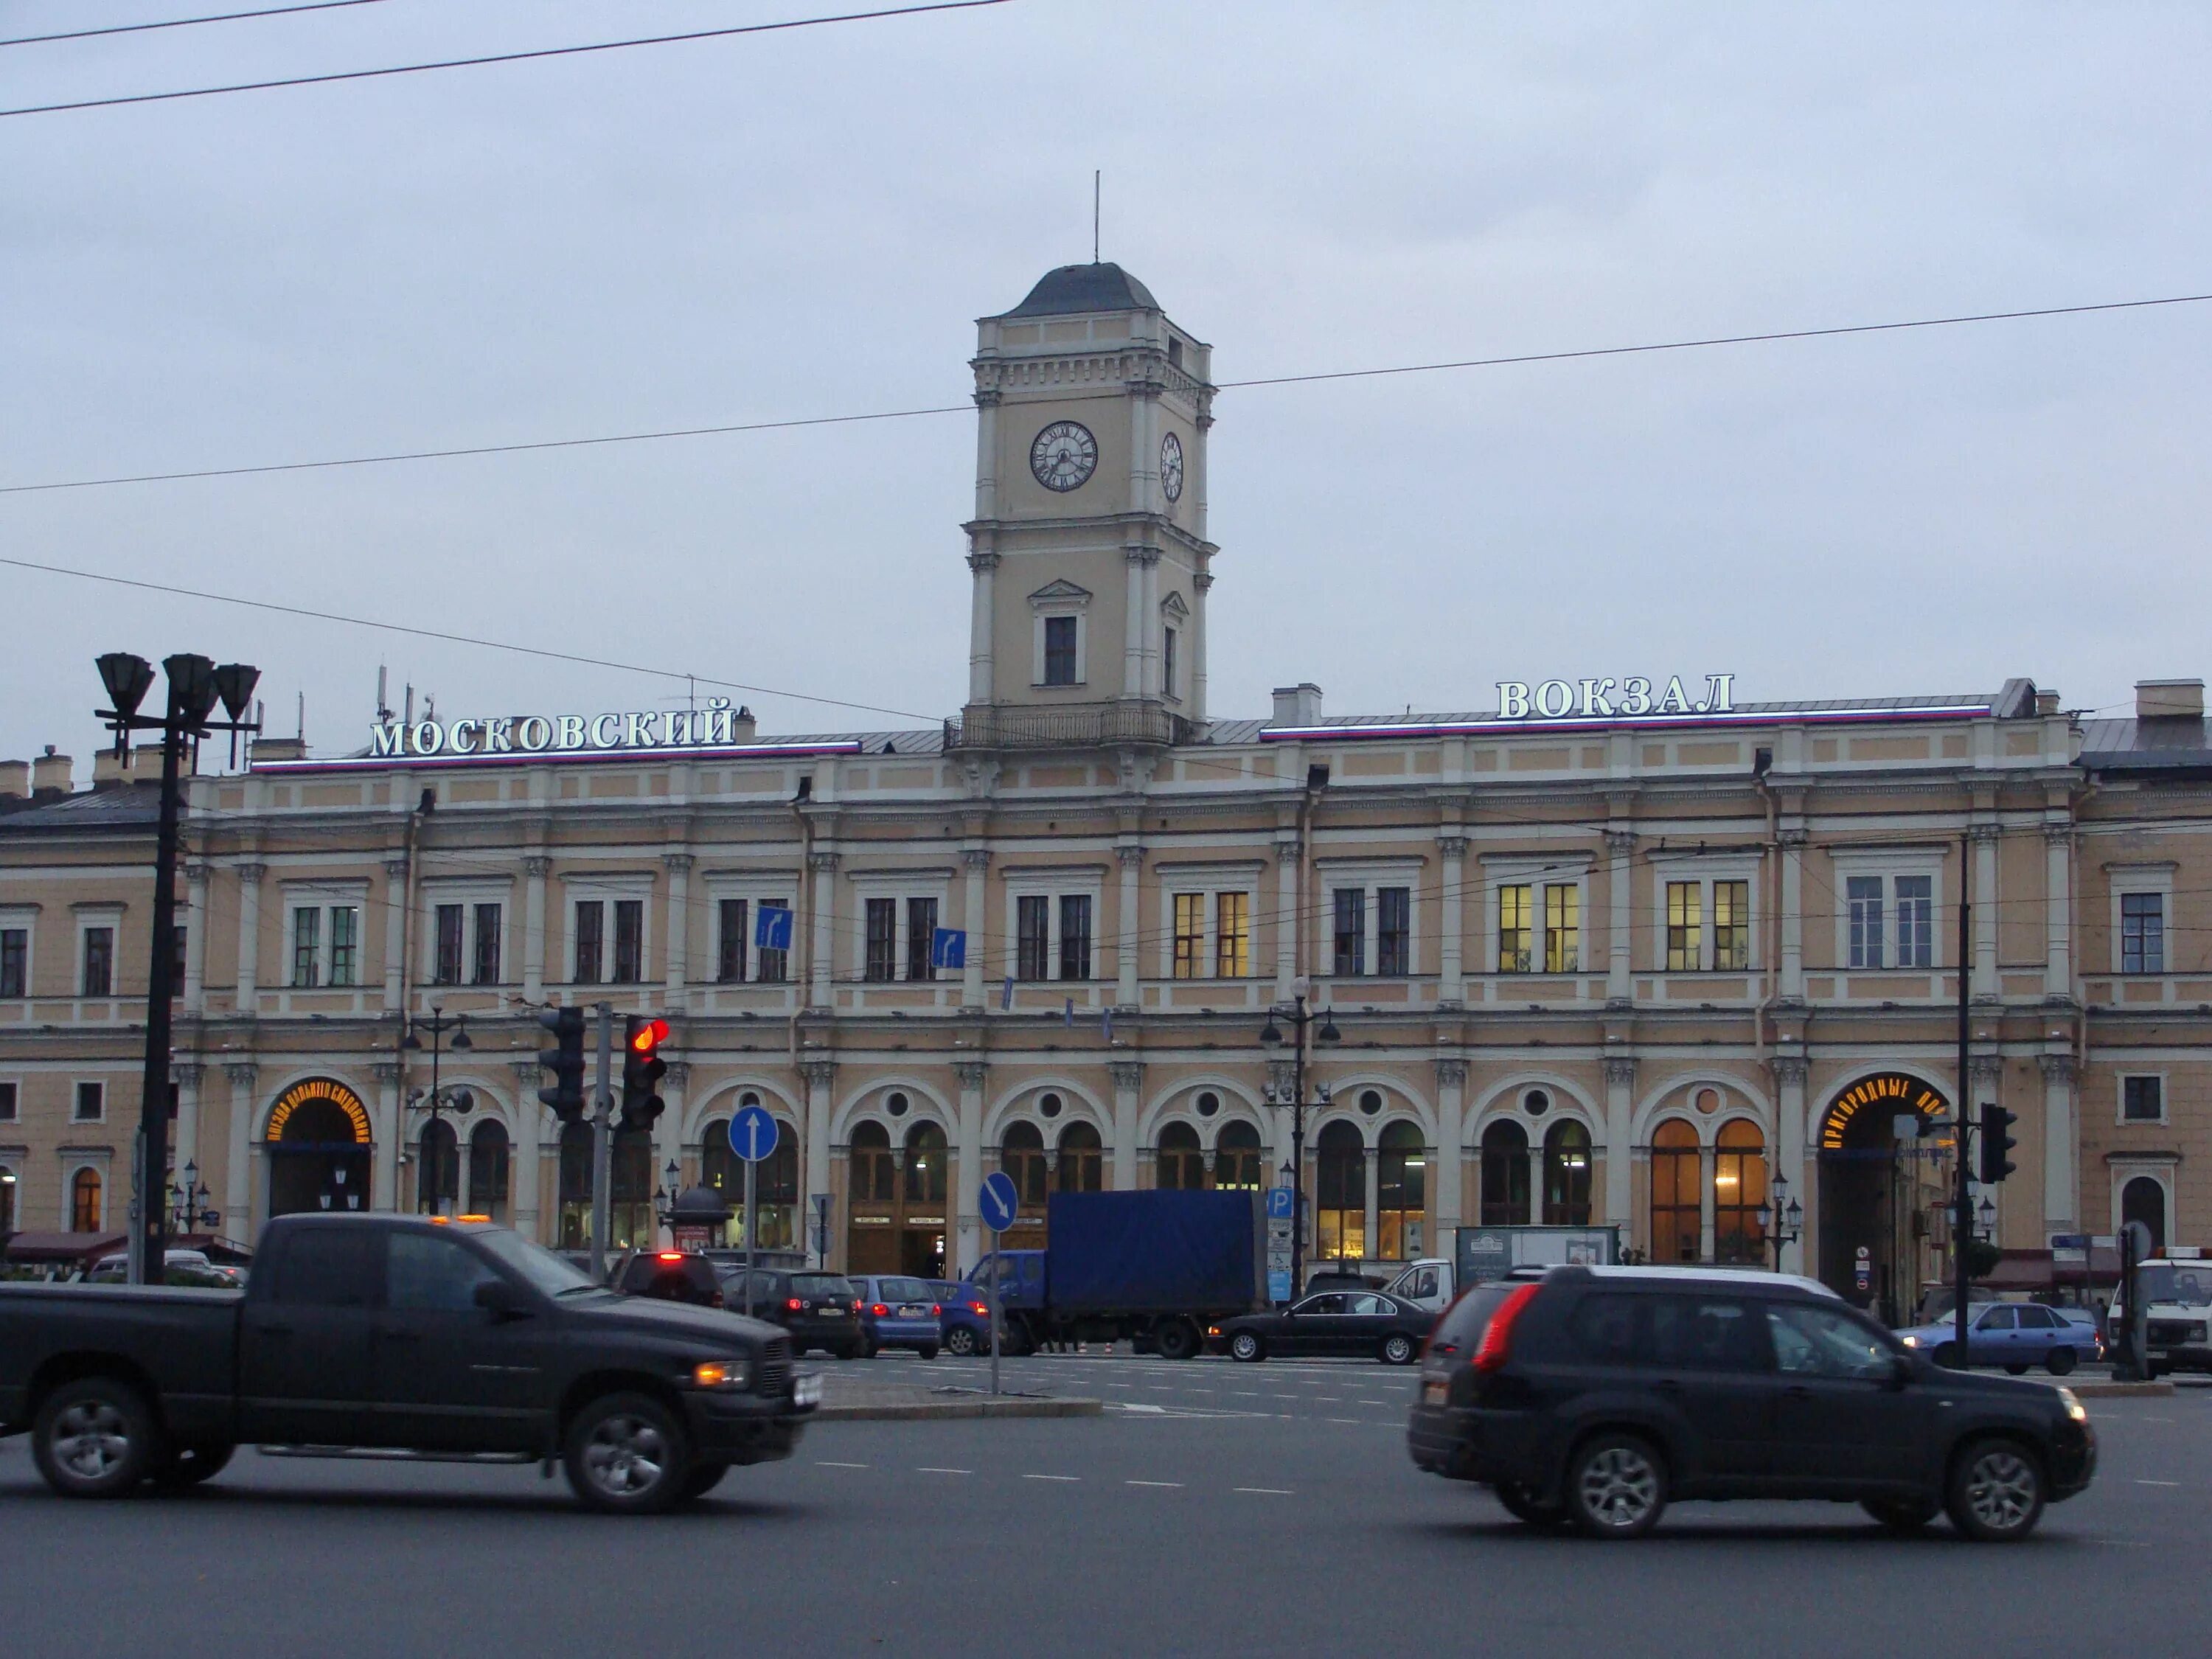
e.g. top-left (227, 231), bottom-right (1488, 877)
top-left (932, 1279), bottom-right (995, 1357)
top-left (723, 1267), bottom-right (865, 1358)
top-left (1302, 1267), bottom-right (1380, 1295)
top-left (849, 1274), bottom-right (942, 1358)
top-left (1211, 1290), bottom-right (1434, 1365)
top-left (611, 1250), bottom-right (726, 1309)
top-left (1407, 1263), bottom-right (2096, 1542)
top-left (2107, 1259), bottom-right (2212, 1377)
top-left (1896, 1301), bottom-right (2101, 1374)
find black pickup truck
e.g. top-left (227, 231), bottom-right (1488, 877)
top-left (0, 1213), bottom-right (818, 1512)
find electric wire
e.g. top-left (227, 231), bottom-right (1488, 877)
top-left (0, 1), bottom-right (393, 47)
top-left (0, 0), bottom-right (1013, 117)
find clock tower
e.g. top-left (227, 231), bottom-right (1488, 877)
top-left (959, 263), bottom-right (1215, 749)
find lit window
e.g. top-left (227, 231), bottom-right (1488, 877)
top-left (291, 906), bottom-right (323, 988)
top-left (1666, 882), bottom-right (1701, 972)
top-left (1543, 885), bottom-right (1578, 973)
top-left (1214, 891), bottom-right (1249, 979)
top-left (1173, 894), bottom-right (1204, 980)
top-left (1713, 881), bottom-right (1750, 970)
top-left (1498, 885), bottom-right (1532, 973)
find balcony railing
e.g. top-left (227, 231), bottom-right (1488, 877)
top-left (945, 702), bottom-right (1193, 752)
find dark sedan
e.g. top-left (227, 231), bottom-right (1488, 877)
top-left (1212, 1290), bottom-right (1435, 1365)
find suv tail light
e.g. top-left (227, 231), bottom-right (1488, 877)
top-left (1472, 1283), bottom-right (1542, 1371)
top-left (786, 1297), bottom-right (804, 1311)
top-left (872, 1304), bottom-right (889, 1318)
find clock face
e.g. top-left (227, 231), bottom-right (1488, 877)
top-left (1160, 431), bottom-right (1184, 504)
top-left (1029, 421), bottom-right (1098, 493)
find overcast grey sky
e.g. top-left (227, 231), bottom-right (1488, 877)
top-left (4, 0), bottom-right (2208, 771)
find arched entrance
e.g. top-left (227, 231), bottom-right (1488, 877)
top-left (1817, 1072), bottom-right (1950, 1322)
top-left (265, 1077), bottom-right (373, 1217)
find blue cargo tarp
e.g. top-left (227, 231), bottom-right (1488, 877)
top-left (1043, 1190), bottom-right (1262, 1315)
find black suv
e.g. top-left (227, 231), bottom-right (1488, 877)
top-left (1408, 1265), bottom-right (2096, 1542)
top-left (724, 1268), bottom-right (866, 1359)
top-left (611, 1250), bottom-right (726, 1309)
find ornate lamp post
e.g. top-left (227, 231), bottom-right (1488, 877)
top-left (1756, 1169), bottom-right (1804, 1270)
top-left (403, 1005), bottom-right (474, 1214)
top-left (1260, 981), bottom-right (1340, 1301)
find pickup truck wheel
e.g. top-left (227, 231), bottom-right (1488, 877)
top-left (2045, 1347), bottom-right (2077, 1377)
top-left (1228, 1331), bottom-right (1265, 1363)
top-left (1380, 1333), bottom-right (1417, 1366)
top-left (1945, 1439), bottom-right (2046, 1543)
top-left (1155, 1319), bottom-right (1200, 1361)
top-left (564, 1392), bottom-right (690, 1514)
top-left (152, 1442), bottom-right (236, 1490)
top-left (678, 1461), bottom-right (731, 1502)
top-left (1565, 1433), bottom-right (1669, 1540)
top-left (33, 1377), bottom-right (159, 1499)
top-left (1860, 1497), bottom-right (1938, 1532)
top-left (944, 1327), bottom-right (980, 1357)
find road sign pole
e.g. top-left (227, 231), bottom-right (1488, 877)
top-left (989, 1267), bottom-right (1000, 1398)
top-left (590, 1002), bottom-right (613, 1284)
top-left (744, 1155), bottom-right (757, 1307)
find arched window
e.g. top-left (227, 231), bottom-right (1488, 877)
top-left (1650, 1119), bottom-right (1702, 1264)
top-left (703, 1119), bottom-right (737, 1203)
top-left (1156, 1121), bottom-right (1203, 1191)
top-left (850, 1121), bottom-right (894, 1203)
top-left (69, 1166), bottom-right (102, 1233)
top-left (1542, 1119), bottom-right (1592, 1225)
top-left (1003, 1120), bottom-right (1048, 1204)
top-left (1713, 1120), bottom-right (1767, 1265)
top-left (1215, 1121), bottom-right (1263, 1191)
top-left (1057, 1120), bottom-right (1103, 1193)
top-left (754, 1126), bottom-right (799, 1249)
top-left (1479, 1119), bottom-right (1530, 1225)
top-left (2122, 1176), bottom-right (2168, 1253)
top-left (1315, 1121), bottom-right (1366, 1261)
top-left (1377, 1122), bottom-right (1426, 1260)
top-left (467, 1120), bottom-right (509, 1223)
top-left (417, 1117), bottom-right (459, 1215)
top-left (904, 1121), bottom-right (947, 1203)
top-left (557, 1121), bottom-right (593, 1248)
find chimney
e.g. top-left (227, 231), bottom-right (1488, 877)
top-left (733, 705), bottom-right (757, 742)
top-left (0, 760), bottom-right (29, 802)
top-left (2036, 690), bottom-right (2060, 716)
top-left (2136, 679), bottom-right (2205, 721)
top-left (93, 750), bottom-right (128, 790)
top-left (1270, 683), bottom-right (1324, 727)
top-left (31, 747), bottom-right (72, 801)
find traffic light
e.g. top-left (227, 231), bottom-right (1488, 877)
top-left (1978, 1102), bottom-right (2019, 1184)
top-left (619, 1015), bottom-right (669, 1132)
top-left (536, 1006), bottom-right (586, 1124)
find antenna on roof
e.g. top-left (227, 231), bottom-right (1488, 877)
top-left (1093, 169), bottom-right (1100, 263)
top-left (375, 664), bottom-right (391, 724)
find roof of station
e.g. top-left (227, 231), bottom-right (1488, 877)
top-left (1001, 262), bottom-right (1158, 318)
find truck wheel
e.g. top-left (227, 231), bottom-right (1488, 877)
top-left (1945, 1439), bottom-right (2045, 1542)
top-left (1229, 1331), bottom-right (1265, 1363)
top-left (1565, 1433), bottom-right (1669, 1540)
top-left (944, 1327), bottom-right (979, 1357)
top-left (1380, 1333), bottom-right (1417, 1366)
top-left (678, 1461), bottom-right (731, 1502)
top-left (2045, 1347), bottom-right (2077, 1377)
top-left (564, 1391), bottom-right (690, 1514)
top-left (152, 1442), bottom-right (236, 1490)
top-left (33, 1377), bottom-right (159, 1499)
top-left (1155, 1319), bottom-right (1200, 1361)
top-left (1494, 1481), bottom-right (1570, 1531)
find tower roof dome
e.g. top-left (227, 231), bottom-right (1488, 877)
top-left (1001, 262), bottom-right (1158, 319)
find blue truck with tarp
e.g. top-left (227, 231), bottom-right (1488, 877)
top-left (968, 1189), bottom-right (1267, 1360)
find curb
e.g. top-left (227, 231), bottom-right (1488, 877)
top-left (813, 1397), bottom-right (1105, 1422)
top-left (2064, 1380), bottom-right (2174, 1398)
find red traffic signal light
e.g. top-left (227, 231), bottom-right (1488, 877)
top-left (629, 1016), bottom-right (669, 1055)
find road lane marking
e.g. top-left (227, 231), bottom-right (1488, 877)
top-left (1325, 1417), bottom-right (1359, 1424)
top-left (1315, 1397), bottom-right (1341, 1402)
top-left (1023, 1474), bottom-right (1081, 1482)
top-left (1126, 1480), bottom-right (1183, 1487)
top-left (816, 1461), bottom-right (870, 1469)
top-left (918, 1467), bottom-right (973, 1475)
top-left (1235, 1487), bottom-right (1294, 1495)
top-left (2136, 1478), bottom-right (2181, 1486)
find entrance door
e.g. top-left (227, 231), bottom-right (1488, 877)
top-left (1816, 1074), bottom-right (1950, 1323)
top-left (900, 1226), bottom-right (945, 1279)
top-left (268, 1146), bottom-right (372, 1219)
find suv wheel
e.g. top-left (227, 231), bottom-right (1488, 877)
top-left (564, 1391), bottom-right (689, 1514)
top-left (1380, 1332), bottom-right (1416, 1366)
top-left (1946, 1439), bottom-right (2046, 1542)
top-left (1565, 1434), bottom-right (1668, 1540)
top-left (1495, 1481), bottom-right (1570, 1530)
top-left (945, 1326), bottom-right (980, 1357)
top-left (1861, 1496), bottom-right (1938, 1531)
top-left (33, 1377), bottom-right (159, 1499)
top-left (1228, 1331), bottom-right (1265, 1363)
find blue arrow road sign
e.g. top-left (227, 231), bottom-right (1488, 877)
top-left (1266, 1186), bottom-right (1295, 1221)
top-left (754, 905), bottom-right (793, 953)
top-left (978, 1170), bottom-right (1020, 1233)
top-left (931, 927), bottom-right (966, 970)
top-left (728, 1103), bottom-right (780, 1164)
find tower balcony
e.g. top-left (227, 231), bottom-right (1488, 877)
top-left (945, 700), bottom-right (1193, 752)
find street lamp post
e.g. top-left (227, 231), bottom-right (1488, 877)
top-left (167, 1158), bottom-right (215, 1237)
top-left (402, 1006), bottom-right (474, 1214)
top-left (1756, 1169), bottom-right (1804, 1271)
top-left (96, 652), bottom-right (260, 1284)
top-left (1260, 984), bottom-right (1340, 1302)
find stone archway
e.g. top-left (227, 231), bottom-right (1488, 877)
top-left (1815, 1072), bottom-right (1949, 1321)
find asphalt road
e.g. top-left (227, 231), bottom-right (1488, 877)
top-left (6, 1353), bottom-right (2211, 1658)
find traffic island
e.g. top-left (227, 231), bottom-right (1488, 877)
top-left (811, 1375), bottom-right (1104, 1422)
top-left (2063, 1379), bottom-right (2174, 1398)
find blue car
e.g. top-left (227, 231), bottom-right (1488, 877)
top-left (848, 1273), bottom-right (943, 1359)
top-left (932, 1279), bottom-right (995, 1357)
top-left (1897, 1301), bottom-right (2102, 1374)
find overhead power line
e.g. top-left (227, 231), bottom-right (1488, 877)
top-left (0, 553), bottom-right (938, 723)
top-left (0, 0), bottom-right (1012, 117)
top-left (4, 289), bottom-right (2207, 496)
top-left (0, 1), bottom-right (392, 49)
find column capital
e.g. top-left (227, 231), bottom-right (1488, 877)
top-left (2038, 1052), bottom-right (2079, 1084)
top-left (1770, 1054), bottom-right (1809, 1087)
top-left (955, 1060), bottom-right (990, 1089)
top-left (1433, 1057), bottom-right (1468, 1089)
top-left (966, 549), bottom-right (1001, 572)
top-left (1273, 836), bottom-right (1302, 861)
top-left (170, 1062), bottom-right (205, 1087)
top-left (1966, 821), bottom-right (2003, 844)
top-left (1110, 1060), bottom-right (1146, 1091)
top-left (509, 1060), bottom-right (543, 1085)
top-left (2043, 824), bottom-right (2073, 849)
top-left (184, 863), bottom-right (214, 884)
top-left (1116, 844), bottom-right (1147, 869)
top-left (962, 846), bottom-right (992, 872)
top-left (383, 857), bottom-right (409, 880)
top-left (1777, 827), bottom-right (1808, 849)
top-left (801, 1059), bottom-right (838, 1088)
top-left (1604, 830), bottom-right (1636, 857)
top-left (808, 850), bottom-right (841, 874)
top-left (662, 852), bottom-right (695, 874)
top-left (372, 1062), bottom-right (404, 1084)
top-left (234, 862), bottom-right (266, 886)
top-left (1967, 1053), bottom-right (2006, 1086)
top-left (1266, 1059), bottom-right (1298, 1099)
top-left (223, 1061), bottom-right (260, 1087)
top-left (1603, 1055), bottom-right (1638, 1088)
top-left (523, 855), bottom-right (553, 877)
top-left (1435, 835), bottom-right (1468, 859)
top-left (662, 1060), bottom-right (691, 1087)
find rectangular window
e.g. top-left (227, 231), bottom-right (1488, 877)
top-left (1043, 616), bottom-right (1078, 686)
top-left (1163, 626), bottom-right (1178, 698)
top-left (612, 900), bottom-right (644, 983)
top-left (1498, 885), bottom-right (1532, 973)
top-left (1543, 884), bottom-right (1579, 974)
top-left (756, 899), bottom-right (789, 983)
top-left (2122, 892), bottom-right (2166, 974)
top-left (1057, 894), bottom-right (1091, 981)
top-left (906, 897), bottom-right (938, 982)
top-left (1215, 891), bottom-right (1249, 979)
top-left (1713, 880), bottom-right (1750, 971)
top-left (1018, 895), bottom-right (1050, 981)
top-left (717, 899), bottom-right (748, 983)
top-left (2123, 1076), bottom-right (2164, 1123)
top-left (1172, 893), bottom-right (1205, 979)
top-left (433, 904), bottom-right (464, 985)
top-left (1846, 876), bottom-right (1884, 970)
top-left (1333, 888), bottom-right (1366, 977)
top-left (0, 928), bottom-right (24, 998)
top-left (0, 1080), bottom-right (17, 1121)
top-left (1666, 881), bottom-right (1701, 972)
top-left (470, 902), bottom-right (501, 984)
top-left (573, 901), bottom-right (603, 984)
top-left (328, 906), bottom-right (358, 987)
top-left (1893, 876), bottom-right (1933, 969)
top-left (81, 927), bottom-right (114, 998)
top-left (74, 1081), bottom-right (104, 1122)
top-left (864, 898), bottom-right (897, 982)
top-left (1378, 886), bottom-right (1411, 976)
top-left (291, 905), bottom-right (322, 988)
